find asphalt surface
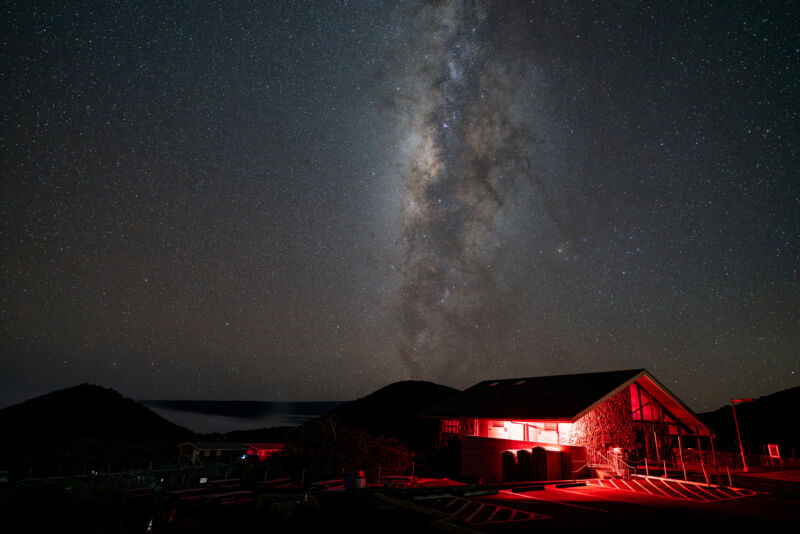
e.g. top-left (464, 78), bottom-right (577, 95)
top-left (405, 471), bottom-right (800, 533)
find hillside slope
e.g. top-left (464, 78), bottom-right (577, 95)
top-left (0, 383), bottom-right (193, 445)
top-left (700, 385), bottom-right (800, 453)
top-left (322, 380), bottom-right (460, 451)
top-left (0, 384), bottom-right (194, 477)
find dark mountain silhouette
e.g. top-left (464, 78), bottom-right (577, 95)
top-left (0, 383), bottom-right (194, 477)
top-left (320, 380), bottom-right (460, 451)
top-left (700, 385), bottom-right (800, 454)
top-left (0, 383), bottom-right (193, 445)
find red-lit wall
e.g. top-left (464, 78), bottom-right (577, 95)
top-left (455, 387), bottom-right (638, 482)
top-left (566, 386), bottom-right (637, 451)
top-left (464, 387), bottom-right (637, 451)
top-left (461, 435), bottom-right (588, 482)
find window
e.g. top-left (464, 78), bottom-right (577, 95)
top-left (538, 425), bottom-right (558, 444)
top-left (442, 419), bottom-right (460, 434)
top-left (630, 383), bottom-right (682, 430)
top-left (631, 382), bottom-right (657, 421)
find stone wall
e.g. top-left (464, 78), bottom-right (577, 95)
top-left (565, 386), bottom-right (637, 451)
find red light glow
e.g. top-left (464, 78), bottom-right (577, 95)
top-left (472, 419), bottom-right (581, 448)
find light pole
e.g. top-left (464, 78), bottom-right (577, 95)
top-left (731, 398), bottom-right (754, 472)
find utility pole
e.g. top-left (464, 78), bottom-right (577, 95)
top-left (731, 398), bottom-right (754, 472)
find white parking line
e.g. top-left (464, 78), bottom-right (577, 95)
top-left (672, 482), bottom-right (708, 501)
top-left (485, 506), bottom-right (502, 523)
top-left (644, 478), bottom-right (672, 497)
top-left (630, 479), bottom-right (654, 495)
top-left (498, 490), bottom-right (609, 512)
top-left (465, 503), bottom-right (488, 523)
top-left (685, 483), bottom-right (718, 500)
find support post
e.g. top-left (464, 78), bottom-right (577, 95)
top-left (678, 434), bottom-right (686, 479)
top-left (731, 398), bottom-right (754, 472)
top-left (710, 434), bottom-right (717, 466)
top-left (696, 428), bottom-right (704, 470)
top-left (654, 426), bottom-right (661, 463)
top-left (708, 433), bottom-right (719, 484)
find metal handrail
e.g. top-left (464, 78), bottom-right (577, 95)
top-left (588, 448), bottom-right (634, 469)
top-left (586, 448), bottom-right (634, 478)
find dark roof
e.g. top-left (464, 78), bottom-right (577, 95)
top-left (422, 369), bottom-right (645, 421)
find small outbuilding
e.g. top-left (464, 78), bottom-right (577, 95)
top-left (177, 442), bottom-right (248, 466)
top-left (245, 442), bottom-right (286, 461)
top-left (423, 369), bottom-right (714, 482)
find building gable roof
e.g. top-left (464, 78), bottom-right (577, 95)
top-left (422, 369), bottom-right (713, 436)
top-left (423, 369), bottom-right (643, 421)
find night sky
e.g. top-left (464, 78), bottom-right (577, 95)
top-left (2, 1), bottom-right (798, 411)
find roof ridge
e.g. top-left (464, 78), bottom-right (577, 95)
top-left (473, 368), bottom-right (647, 384)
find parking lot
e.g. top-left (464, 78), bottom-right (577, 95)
top-left (396, 472), bottom-right (800, 532)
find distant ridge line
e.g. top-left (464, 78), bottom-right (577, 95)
top-left (139, 399), bottom-right (344, 419)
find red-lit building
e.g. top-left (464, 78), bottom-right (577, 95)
top-left (423, 369), bottom-right (714, 482)
top-left (177, 441), bottom-right (286, 466)
top-left (245, 442), bottom-right (286, 461)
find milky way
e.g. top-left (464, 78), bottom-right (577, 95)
top-left (1, 1), bottom-right (797, 409)
top-left (388, 2), bottom-right (559, 380)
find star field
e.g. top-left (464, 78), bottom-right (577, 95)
top-left (1, 1), bottom-right (798, 411)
